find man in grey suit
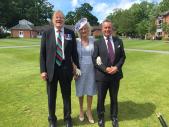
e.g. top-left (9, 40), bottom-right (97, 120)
top-left (40, 10), bottom-right (80, 127)
top-left (92, 19), bottom-right (126, 127)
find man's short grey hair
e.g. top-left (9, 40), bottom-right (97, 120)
top-left (52, 10), bottom-right (65, 24)
top-left (102, 19), bottom-right (112, 24)
top-left (102, 19), bottom-right (116, 30)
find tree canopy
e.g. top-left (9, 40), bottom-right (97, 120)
top-left (107, 1), bottom-right (169, 38)
top-left (65, 3), bottom-right (99, 26)
top-left (0, 0), bottom-right (54, 28)
top-left (1, 0), bottom-right (169, 38)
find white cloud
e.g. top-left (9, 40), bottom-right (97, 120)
top-left (93, 0), bottom-right (141, 23)
top-left (82, 0), bottom-right (96, 5)
top-left (70, 0), bottom-right (161, 23)
top-left (71, 0), bottom-right (96, 10)
top-left (93, 3), bottom-right (112, 22)
top-left (71, 0), bottom-right (78, 8)
top-left (70, 0), bottom-right (138, 23)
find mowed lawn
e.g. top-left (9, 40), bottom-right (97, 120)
top-left (0, 38), bottom-right (169, 127)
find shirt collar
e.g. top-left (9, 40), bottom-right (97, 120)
top-left (54, 27), bottom-right (64, 33)
top-left (103, 35), bottom-right (112, 41)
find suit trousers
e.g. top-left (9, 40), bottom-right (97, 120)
top-left (97, 78), bottom-right (120, 119)
top-left (46, 63), bottom-right (72, 123)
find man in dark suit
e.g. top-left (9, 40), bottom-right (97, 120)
top-left (92, 19), bottom-right (126, 127)
top-left (40, 10), bottom-right (80, 127)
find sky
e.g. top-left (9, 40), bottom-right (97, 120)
top-left (48, 0), bottom-right (161, 23)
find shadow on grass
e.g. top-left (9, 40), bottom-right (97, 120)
top-left (56, 100), bottom-right (156, 126)
top-left (119, 101), bottom-right (156, 121)
top-left (103, 101), bottom-right (156, 122)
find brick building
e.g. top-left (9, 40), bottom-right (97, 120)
top-left (91, 25), bottom-right (102, 37)
top-left (11, 19), bottom-right (52, 38)
top-left (11, 19), bottom-right (102, 38)
top-left (11, 19), bottom-right (36, 38)
top-left (156, 11), bottom-right (169, 38)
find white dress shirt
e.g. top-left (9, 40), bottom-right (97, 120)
top-left (103, 35), bottom-right (115, 54)
top-left (54, 27), bottom-right (65, 59)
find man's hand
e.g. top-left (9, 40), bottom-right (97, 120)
top-left (41, 72), bottom-right (48, 80)
top-left (72, 63), bottom-right (77, 76)
top-left (110, 66), bottom-right (118, 74)
top-left (106, 66), bottom-right (118, 75)
top-left (106, 67), bottom-right (112, 73)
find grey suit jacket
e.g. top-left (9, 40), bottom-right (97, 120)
top-left (92, 36), bottom-right (126, 81)
top-left (40, 27), bottom-right (79, 82)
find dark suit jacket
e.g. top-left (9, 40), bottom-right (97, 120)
top-left (40, 27), bottom-right (79, 82)
top-left (92, 36), bottom-right (126, 81)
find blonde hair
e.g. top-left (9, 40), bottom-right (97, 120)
top-left (76, 22), bottom-right (91, 38)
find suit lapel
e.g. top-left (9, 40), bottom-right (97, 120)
top-left (51, 28), bottom-right (57, 48)
top-left (101, 37), bottom-right (109, 57)
top-left (64, 28), bottom-right (68, 50)
top-left (112, 36), bottom-right (118, 55)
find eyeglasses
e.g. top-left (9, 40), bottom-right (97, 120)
top-left (55, 17), bottom-right (64, 20)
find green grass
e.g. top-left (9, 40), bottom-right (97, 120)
top-left (123, 38), bottom-right (169, 51)
top-left (0, 38), bottom-right (169, 127)
top-left (0, 38), bottom-right (40, 46)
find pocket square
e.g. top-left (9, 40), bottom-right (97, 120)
top-left (118, 45), bottom-right (120, 48)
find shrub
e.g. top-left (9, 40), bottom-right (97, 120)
top-left (0, 33), bottom-right (11, 38)
top-left (155, 36), bottom-right (162, 40)
top-left (162, 37), bottom-right (169, 41)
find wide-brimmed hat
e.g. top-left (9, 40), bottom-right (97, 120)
top-left (74, 18), bottom-right (88, 31)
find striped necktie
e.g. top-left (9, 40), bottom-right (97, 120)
top-left (107, 37), bottom-right (115, 64)
top-left (55, 31), bottom-right (63, 66)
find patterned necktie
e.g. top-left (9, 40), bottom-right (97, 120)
top-left (55, 31), bottom-right (63, 66)
top-left (107, 37), bottom-right (115, 64)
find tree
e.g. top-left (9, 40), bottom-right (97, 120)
top-left (65, 11), bottom-right (76, 25)
top-left (65, 3), bottom-right (99, 25)
top-left (0, 0), bottom-right (54, 28)
top-left (107, 9), bottom-right (136, 36)
top-left (148, 4), bottom-right (160, 34)
top-left (162, 22), bottom-right (169, 37)
top-left (159, 0), bottom-right (169, 12)
top-left (148, 17), bottom-right (156, 34)
top-left (107, 1), bottom-right (156, 38)
top-left (136, 20), bottom-right (149, 38)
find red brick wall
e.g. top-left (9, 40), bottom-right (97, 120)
top-left (11, 30), bottom-right (19, 37)
top-left (11, 29), bottom-right (37, 38)
top-left (92, 30), bottom-right (102, 37)
top-left (162, 15), bottom-right (169, 37)
top-left (164, 15), bottom-right (169, 24)
top-left (24, 31), bottom-right (31, 38)
top-left (31, 31), bottom-right (37, 38)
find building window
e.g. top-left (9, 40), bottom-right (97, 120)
top-left (19, 31), bottom-right (24, 37)
top-left (159, 20), bottom-right (163, 24)
top-left (38, 32), bottom-right (42, 35)
top-left (157, 32), bottom-right (162, 36)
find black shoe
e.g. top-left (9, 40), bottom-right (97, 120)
top-left (65, 119), bottom-right (73, 127)
top-left (49, 122), bottom-right (57, 127)
top-left (112, 118), bottom-right (119, 127)
top-left (98, 118), bottom-right (105, 127)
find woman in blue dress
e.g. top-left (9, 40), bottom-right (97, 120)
top-left (74, 18), bottom-right (97, 124)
